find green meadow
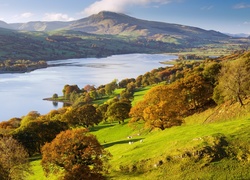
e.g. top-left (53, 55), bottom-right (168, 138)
top-left (27, 87), bottom-right (250, 180)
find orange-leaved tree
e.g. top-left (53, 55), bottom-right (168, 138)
top-left (41, 129), bottom-right (111, 180)
top-left (0, 136), bottom-right (31, 180)
top-left (130, 83), bottom-right (187, 130)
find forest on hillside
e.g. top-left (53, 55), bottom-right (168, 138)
top-left (0, 50), bottom-right (250, 179)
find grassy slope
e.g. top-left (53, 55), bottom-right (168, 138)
top-left (26, 87), bottom-right (250, 180)
top-left (92, 117), bottom-right (250, 179)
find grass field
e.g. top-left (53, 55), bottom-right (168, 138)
top-left (26, 87), bottom-right (250, 180)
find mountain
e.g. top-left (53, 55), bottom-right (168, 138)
top-left (0, 11), bottom-right (249, 61)
top-left (225, 33), bottom-right (250, 38)
top-left (9, 21), bottom-right (71, 31)
top-left (0, 20), bottom-right (11, 29)
top-left (65, 11), bottom-right (228, 39)
top-left (0, 11), bottom-right (228, 44)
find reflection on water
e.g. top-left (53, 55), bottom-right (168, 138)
top-left (52, 101), bottom-right (58, 107)
top-left (0, 53), bottom-right (176, 121)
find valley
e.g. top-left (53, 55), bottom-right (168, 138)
top-left (0, 10), bottom-right (250, 180)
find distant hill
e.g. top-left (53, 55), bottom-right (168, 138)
top-left (225, 33), bottom-right (250, 38)
top-left (0, 11), bottom-right (228, 45)
top-left (9, 21), bottom-right (70, 31)
top-left (64, 11), bottom-right (228, 38)
top-left (0, 20), bottom-right (10, 29)
top-left (0, 11), bottom-right (249, 61)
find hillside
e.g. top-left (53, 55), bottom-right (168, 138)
top-left (0, 28), bottom-right (166, 61)
top-left (1, 50), bottom-right (250, 179)
top-left (1, 11), bottom-right (230, 45)
top-left (9, 21), bottom-right (70, 31)
top-left (0, 11), bottom-right (249, 61)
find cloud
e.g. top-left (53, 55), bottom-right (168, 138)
top-left (43, 13), bottom-right (75, 21)
top-left (244, 21), bottom-right (250, 25)
top-left (83, 0), bottom-right (174, 15)
top-left (233, 3), bottom-right (250, 9)
top-left (201, 5), bottom-right (213, 11)
top-left (20, 12), bottom-right (34, 18)
top-left (13, 12), bottom-right (34, 22)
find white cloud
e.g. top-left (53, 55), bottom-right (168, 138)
top-left (21, 12), bottom-right (34, 18)
top-left (83, 0), bottom-right (174, 15)
top-left (244, 21), bottom-right (250, 25)
top-left (12, 12), bottom-right (34, 22)
top-left (43, 13), bottom-right (75, 21)
top-left (233, 3), bottom-right (250, 9)
top-left (201, 5), bottom-right (213, 11)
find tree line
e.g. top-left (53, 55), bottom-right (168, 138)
top-left (0, 59), bottom-right (47, 73)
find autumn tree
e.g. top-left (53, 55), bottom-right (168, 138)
top-left (0, 118), bottom-right (21, 130)
top-left (181, 73), bottom-right (214, 110)
top-left (0, 136), bottom-right (31, 180)
top-left (213, 58), bottom-right (250, 106)
top-left (63, 84), bottom-right (81, 99)
top-left (83, 84), bottom-right (95, 92)
top-left (41, 129), bottom-right (110, 180)
top-left (130, 84), bottom-right (186, 130)
top-left (63, 104), bottom-right (102, 127)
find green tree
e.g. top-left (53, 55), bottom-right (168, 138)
top-left (202, 61), bottom-right (221, 85)
top-left (63, 104), bottom-right (102, 127)
top-left (214, 59), bottom-right (250, 106)
top-left (106, 101), bottom-right (131, 124)
top-left (105, 79), bottom-right (117, 95)
top-left (41, 129), bottom-right (110, 180)
top-left (52, 93), bottom-right (58, 99)
top-left (0, 136), bottom-right (31, 180)
top-left (13, 120), bottom-right (68, 155)
top-left (89, 90), bottom-right (98, 100)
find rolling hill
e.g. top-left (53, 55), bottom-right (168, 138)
top-left (2, 11), bottom-right (229, 44)
top-left (0, 11), bottom-right (249, 61)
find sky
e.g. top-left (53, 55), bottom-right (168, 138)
top-left (0, 0), bottom-right (249, 34)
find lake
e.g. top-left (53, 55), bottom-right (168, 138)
top-left (0, 53), bottom-right (176, 122)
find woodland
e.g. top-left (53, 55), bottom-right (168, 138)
top-left (0, 50), bottom-right (250, 179)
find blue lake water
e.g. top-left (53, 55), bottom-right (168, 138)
top-left (0, 53), bottom-right (176, 122)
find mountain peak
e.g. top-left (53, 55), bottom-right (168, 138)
top-left (88, 11), bottom-right (130, 22)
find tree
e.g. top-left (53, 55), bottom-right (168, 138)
top-left (63, 104), bottom-right (102, 127)
top-left (97, 104), bottom-right (109, 121)
top-left (63, 84), bottom-right (81, 99)
top-left (214, 58), bottom-right (250, 106)
top-left (52, 93), bottom-right (58, 99)
top-left (106, 101), bottom-right (131, 124)
top-left (0, 136), bottom-right (31, 180)
top-left (181, 73), bottom-right (214, 110)
top-left (13, 120), bottom-right (68, 155)
top-left (41, 129), bottom-right (110, 180)
top-left (130, 83), bottom-right (186, 130)
top-left (89, 90), bottom-right (98, 100)
top-left (105, 79), bottom-right (117, 95)
top-left (202, 61), bottom-right (221, 85)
